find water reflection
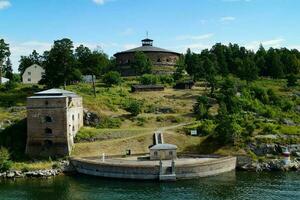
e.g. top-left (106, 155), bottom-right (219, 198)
top-left (0, 172), bottom-right (299, 200)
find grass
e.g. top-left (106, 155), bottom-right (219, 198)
top-left (11, 161), bottom-right (55, 171)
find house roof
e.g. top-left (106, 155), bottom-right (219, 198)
top-left (28, 88), bottom-right (79, 98)
top-left (149, 144), bottom-right (177, 150)
top-left (114, 38), bottom-right (180, 56)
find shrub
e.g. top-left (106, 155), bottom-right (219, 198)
top-left (102, 71), bottom-right (122, 86)
top-left (287, 74), bottom-right (298, 87)
top-left (158, 75), bottom-right (174, 85)
top-left (261, 123), bottom-right (280, 135)
top-left (98, 117), bottom-right (122, 128)
top-left (139, 74), bottom-right (158, 85)
top-left (125, 100), bottom-right (142, 116)
top-left (0, 147), bottom-right (12, 172)
top-left (193, 96), bottom-right (211, 120)
top-left (197, 120), bottom-right (216, 136)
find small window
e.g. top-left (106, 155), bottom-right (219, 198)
top-left (157, 58), bottom-right (161, 62)
top-left (169, 151), bottom-right (173, 156)
top-left (45, 128), bottom-right (52, 134)
top-left (45, 116), bottom-right (52, 123)
top-left (154, 151), bottom-right (158, 156)
top-left (78, 113), bottom-right (80, 120)
top-left (166, 59), bottom-right (170, 62)
top-left (72, 115), bottom-right (75, 121)
top-left (34, 65), bottom-right (37, 68)
top-left (27, 78), bottom-right (31, 82)
top-left (28, 72), bottom-right (31, 75)
top-left (72, 126), bottom-right (75, 132)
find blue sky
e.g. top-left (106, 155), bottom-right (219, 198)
top-left (0, 0), bottom-right (299, 71)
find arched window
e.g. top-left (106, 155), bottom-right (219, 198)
top-left (45, 116), bottom-right (52, 123)
top-left (157, 58), bottom-right (161, 62)
top-left (45, 128), bottom-right (52, 134)
top-left (72, 126), bottom-right (75, 132)
top-left (72, 115), bottom-right (75, 121)
top-left (166, 58), bottom-right (170, 62)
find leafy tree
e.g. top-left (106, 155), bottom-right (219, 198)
top-left (202, 57), bottom-right (218, 95)
top-left (131, 52), bottom-right (152, 75)
top-left (173, 55), bottom-right (186, 81)
top-left (3, 58), bottom-right (13, 80)
top-left (287, 74), bottom-right (298, 87)
top-left (102, 71), bottom-right (122, 86)
top-left (0, 147), bottom-right (12, 172)
top-left (0, 39), bottom-right (10, 84)
top-left (139, 74), bottom-right (158, 85)
top-left (41, 38), bottom-right (79, 88)
top-left (193, 96), bottom-right (211, 120)
top-left (266, 49), bottom-right (284, 78)
top-left (238, 57), bottom-right (258, 83)
top-left (125, 100), bottom-right (142, 116)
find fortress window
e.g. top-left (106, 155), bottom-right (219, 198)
top-left (27, 78), bottom-right (31, 82)
top-left (72, 126), bottom-right (75, 132)
top-left (157, 58), bottom-right (161, 62)
top-left (45, 116), bottom-right (53, 123)
top-left (45, 128), bottom-right (52, 134)
top-left (72, 115), bottom-right (75, 121)
top-left (78, 113), bottom-right (80, 119)
top-left (169, 151), bottom-right (173, 156)
top-left (166, 59), bottom-right (170, 62)
top-left (154, 151), bottom-right (158, 156)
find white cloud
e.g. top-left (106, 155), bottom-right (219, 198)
top-left (220, 16), bottom-right (236, 22)
top-left (92, 0), bottom-right (106, 5)
top-left (245, 38), bottom-right (285, 50)
top-left (0, 0), bottom-right (11, 10)
top-left (176, 33), bottom-right (214, 41)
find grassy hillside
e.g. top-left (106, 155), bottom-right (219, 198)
top-left (0, 77), bottom-right (299, 165)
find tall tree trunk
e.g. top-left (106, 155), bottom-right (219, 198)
top-left (92, 74), bottom-right (96, 97)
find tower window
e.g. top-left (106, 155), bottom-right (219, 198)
top-left (72, 115), bottom-right (75, 121)
top-left (78, 113), bottom-right (80, 119)
top-left (28, 72), bottom-right (31, 75)
top-left (45, 116), bottom-right (53, 123)
top-left (157, 58), bottom-right (161, 62)
top-left (45, 128), bottom-right (52, 134)
top-left (27, 78), bottom-right (31, 82)
top-left (166, 59), bottom-right (170, 62)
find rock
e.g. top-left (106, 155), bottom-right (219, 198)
top-left (83, 109), bottom-right (100, 127)
top-left (282, 118), bottom-right (295, 126)
top-left (295, 105), bottom-right (300, 113)
top-left (292, 152), bottom-right (300, 157)
top-left (0, 172), bottom-right (6, 178)
top-left (6, 171), bottom-right (15, 178)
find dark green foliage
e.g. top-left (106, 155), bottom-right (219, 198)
top-left (0, 119), bottom-right (27, 160)
top-left (41, 38), bottom-right (80, 88)
top-left (131, 51), bottom-right (152, 75)
top-left (97, 117), bottom-right (122, 129)
top-left (102, 71), bottom-right (122, 86)
top-left (193, 96), bottom-right (211, 120)
top-left (173, 55), bottom-right (186, 81)
top-left (0, 39), bottom-right (10, 84)
top-left (287, 74), bottom-right (298, 87)
top-left (0, 147), bottom-right (12, 172)
top-left (125, 99), bottom-right (142, 116)
top-left (158, 75), bottom-right (174, 85)
top-left (139, 74), bottom-right (158, 85)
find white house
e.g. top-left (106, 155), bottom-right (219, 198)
top-left (22, 64), bottom-right (45, 84)
top-left (0, 77), bottom-right (9, 84)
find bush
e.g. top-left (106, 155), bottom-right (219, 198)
top-left (193, 96), bottom-right (211, 120)
top-left (197, 120), bottom-right (216, 136)
top-left (159, 75), bottom-right (174, 85)
top-left (139, 74), bottom-right (158, 85)
top-left (125, 100), bottom-right (142, 116)
top-left (3, 81), bottom-right (18, 91)
top-left (102, 71), bottom-right (122, 86)
top-left (287, 74), bottom-right (298, 87)
top-left (0, 147), bottom-right (12, 172)
top-left (97, 117), bottom-right (122, 129)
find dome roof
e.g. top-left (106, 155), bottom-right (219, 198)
top-left (149, 143), bottom-right (177, 150)
top-left (114, 38), bottom-right (180, 56)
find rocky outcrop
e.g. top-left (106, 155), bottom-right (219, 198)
top-left (249, 143), bottom-right (300, 156)
top-left (83, 109), bottom-right (100, 127)
top-left (0, 160), bottom-right (73, 179)
top-left (237, 158), bottom-right (300, 172)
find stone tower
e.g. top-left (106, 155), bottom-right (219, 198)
top-left (26, 89), bottom-right (83, 157)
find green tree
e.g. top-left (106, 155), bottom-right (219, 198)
top-left (193, 96), bottom-right (211, 120)
top-left (131, 51), bottom-right (152, 75)
top-left (102, 71), bottom-right (122, 86)
top-left (173, 55), bottom-right (186, 81)
top-left (238, 57), bottom-right (258, 83)
top-left (202, 57), bottom-right (218, 96)
top-left (41, 38), bottom-right (79, 88)
top-left (0, 39), bottom-right (10, 84)
top-left (125, 100), bottom-right (142, 116)
top-left (0, 147), bottom-right (12, 172)
top-left (3, 58), bottom-right (13, 80)
top-left (287, 74), bottom-right (298, 87)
